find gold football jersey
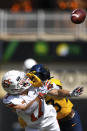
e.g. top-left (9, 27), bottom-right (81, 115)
top-left (45, 78), bottom-right (73, 119)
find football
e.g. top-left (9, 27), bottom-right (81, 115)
top-left (71, 9), bottom-right (86, 24)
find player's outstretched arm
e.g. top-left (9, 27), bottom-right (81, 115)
top-left (47, 86), bottom-right (84, 98)
top-left (42, 85), bottom-right (84, 99)
top-left (4, 95), bottom-right (42, 111)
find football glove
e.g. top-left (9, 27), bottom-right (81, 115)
top-left (70, 87), bottom-right (84, 97)
top-left (26, 73), bottom-right (43, 87)
top-left (37, 80), bottom-right (53, 98)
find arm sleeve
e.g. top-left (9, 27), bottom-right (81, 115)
top-left (3, 95), bottom-right (25, 106)
top-left (3, 98), bottom-right (11, 105)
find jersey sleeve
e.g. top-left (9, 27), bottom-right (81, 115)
top-left (3, 94), bottom-right (26, 106)
top-left (3, 94), bottom-right (12, 105)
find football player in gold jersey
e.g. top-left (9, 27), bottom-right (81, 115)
top-left (45, 78), bottom-right (73, 121)
top-left (30, 64), bottom-right (83, 131)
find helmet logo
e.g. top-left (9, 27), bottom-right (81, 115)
top-left (2, 79), bottom-right (12, 88)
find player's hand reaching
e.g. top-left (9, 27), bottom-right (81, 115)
top-left (38, 81), bottom-right (50, 95)
top-left (37, 80), bottom-right (54, 99)
top-left (70, 87), bottom-right (84, 97)
top-left (37, 86), bottom-right (48, 99)
top-left (43, 80), bottom-right (53, 90)
top-left (37, 80), bottom-right (52, 99)
top-left (40, 80), bottom-right (53, 93)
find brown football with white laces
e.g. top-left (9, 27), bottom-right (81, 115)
top-left (71, 9), bottom-right (86, 24)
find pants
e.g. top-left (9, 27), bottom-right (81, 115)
top-left (59, 110), bottom-right (83, 131)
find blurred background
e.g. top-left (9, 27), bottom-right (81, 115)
top-left (0, 0), bottom-right (87, 131)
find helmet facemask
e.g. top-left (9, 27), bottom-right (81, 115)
top-left (17, 77), bottom-right (31, 94)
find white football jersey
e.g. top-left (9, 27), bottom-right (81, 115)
top-left (3, 87), bottom-right (60, 131)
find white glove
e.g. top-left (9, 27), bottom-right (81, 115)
top-left (37, 80), bottom-right (53, 95)
top-left (38, 87), bottom-right (48, 94)
top-left (70, 87), bottom-right (84, 97)
top-left (37, 86), bottom-right (48, 99)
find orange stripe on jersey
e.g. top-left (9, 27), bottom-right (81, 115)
top-left (31, 112), bottom-right (37, 122)
top-left (38, 99), bottom-right (43, 117)
top-left (31, 99), bottom-right (43, 122)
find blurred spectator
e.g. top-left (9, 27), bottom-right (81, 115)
top-left (23, 58), bottom-right (37, 73)
top-left (11, 0), bottom-right (32, 12)
top-left (56, 0), bottom-right (87, 11)
top-left (56, 0), bottom-right (78, 11)
top-left (0, 0), bottom-right (86, 11)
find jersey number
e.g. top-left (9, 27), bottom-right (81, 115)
top-left (31, 99), bottom-right (43, 122)
top-left (46, 99), bottom-right (61, 112)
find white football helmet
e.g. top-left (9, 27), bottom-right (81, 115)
top-left (23, 58), bottom-right (37, 73)
top-left (2, 70), bottom-right (31, 95)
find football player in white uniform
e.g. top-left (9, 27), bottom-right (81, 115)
top-left (2, 70), bottom-right (83, 131)
top-left (2, 70), bottom-right (60, 131)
